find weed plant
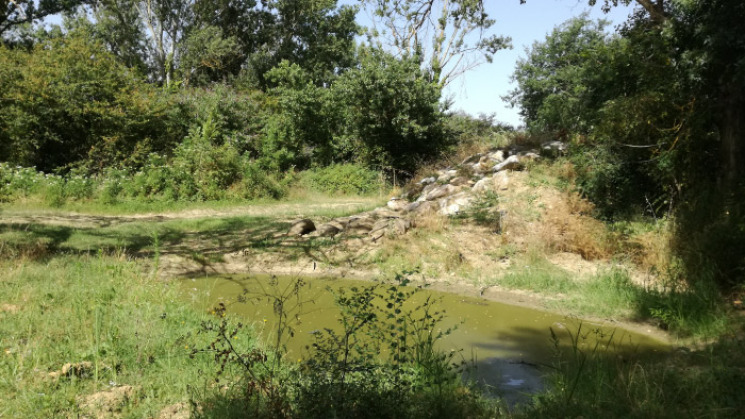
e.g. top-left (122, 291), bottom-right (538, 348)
top-left (192, 273), bottom-right (493, 418)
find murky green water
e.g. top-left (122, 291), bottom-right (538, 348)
top-left (180, 274), bottom-right (668, 363)
top-left (180, 274), bottom-right (668, 402)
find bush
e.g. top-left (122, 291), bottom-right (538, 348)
top-left (0, 31), bottom-right (182, 172)
top-left (299, 164), bottom-right (384, 195)
top-left (333, 48), bottom-right (449, 173)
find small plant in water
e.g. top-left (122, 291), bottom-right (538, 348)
top-left (192, 272), bottom-right (479, 418)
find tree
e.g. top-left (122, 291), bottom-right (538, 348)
top-left (87, 0), bottom-right (358, 87)
top-left (520, 0), bottom-right (669, 23)
top-left (0, 29), bottom-right (180, 171)
top-left (1, 0), bottom-right (85, 37)
top-left (244, 0), bottom-right (359, 88)
top-left (514, 0), bottom-right (745, 287)
top-left (333, 47), bottom-right (448, 172)
top-left (361, 0), bottom-right (510, 87)
top-left (507, 16), bottom-right (613, 137)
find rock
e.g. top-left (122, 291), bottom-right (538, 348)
top-left (371, 218), bottom-right (392, 233)
top-left (541, 140), bottom-right (567, 158)
top-left (314, 223), bottom-right (342, 237)
top-left (393, 218), bottom-right (413, 234)
top-left (477, 155), bottom-right (496, 172)
top-left (387, 198), bottom-right (409, 211)
top-left (418, 176), bottom-right (436, 185)
top-left (332, 217), bottom-right (352, 228)
top-left (401, 182), bottom-right (425, 200)
top-left (439, 192), bottom-right (475, 216)
top-left (369, 219), bottom-right (391, 241)
top-left (521, 152), bottom-right (541, 162)
top-left (488, 150), bottom-right (506, 163)
top-left (493, 171), bottom-right (511, 190)
top-left (372, 207), bottom-right (401, 219)
top-left (416, 183), bottom-right (438, 202)
top-left (449, 176), bottom-right (471, 187)
top-left (461, 153), bottom-right (483, 165)
top-left (77, 385), bottom-right (139, 418)
top-left (288, 219), bottom-right (315, 236)
top-left (346, 217), bottom-right (376, 234)
top-left (437, 169), bottom-right (458, 183)
top-left (406, 200), bottom-right (440, 215)
top-left (472, 177), bottom-right (494, 193)
top-left (423, 184), bottom-right (457, 201)
top-left (493, 155), bottom-right (523, 172)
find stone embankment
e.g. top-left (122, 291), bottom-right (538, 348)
top-left (287, 141), bottom-right (566, 241)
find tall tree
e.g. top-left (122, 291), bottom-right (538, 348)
top-left (361, 0), bottom-right (510, 87)
top-left (1, 0), bottom-right (85, 37)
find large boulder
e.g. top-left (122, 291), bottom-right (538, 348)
top-left (449, 176), bottom-right (471, 187)
top-left (393, 218), bottom-right (413, 234)
top-left (387, 198), bottom-right (409, 211)
top-left (346, 217), bottom-right (376, 234)
top-left (439, 192), bottom-right (475, 216)
top-left (472, 177), bottom-right (494, 193)
top-left (493, 171), bottom-right (511, 190)
top-left (477, 155), bottom-right (496, 172)
top-left (423, 184), bottom-right (458, 201)
top-left (406, 200), bottom-right (440, 215)
top-left (288, 219), bottom-right (316, 236)
top-left (493, 155), bottom-right (523, 172)
top-left (437, 169), bottom-right (458, 183)
top-left (313, 223), bottom-right (342, 237)
top-left (416, 183), bottom-right (438, 201)
top-left (488, 150), bottom-right (506, 163)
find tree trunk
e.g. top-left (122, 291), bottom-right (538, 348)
top-left (719, 90), bottom-right (745, 217)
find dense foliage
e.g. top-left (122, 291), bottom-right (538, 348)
top-left (0, 0), bottom-right (461, 199)
top-left (510, 0), bottom-right (745, 288)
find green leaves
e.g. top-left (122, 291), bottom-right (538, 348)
top-left (361, 0), bottom-right (510, 86)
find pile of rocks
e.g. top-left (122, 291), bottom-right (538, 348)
top-left (287, 142), bottom-right (565, 241)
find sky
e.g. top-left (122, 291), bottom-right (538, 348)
top-left (354, 0), bottom-right (637, 127)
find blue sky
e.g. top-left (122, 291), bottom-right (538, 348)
top-left (353, 0), bottom-right (636, 127)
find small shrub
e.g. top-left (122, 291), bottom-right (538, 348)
top-left (452, 191), bottom-right (502, 232)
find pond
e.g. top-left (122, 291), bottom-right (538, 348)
top-left (180, 274), bottom-right (668, 404)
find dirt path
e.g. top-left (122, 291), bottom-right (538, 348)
top-left (0, 199), bottom-right (378, 228)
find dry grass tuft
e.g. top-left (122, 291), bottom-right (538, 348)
top-left (627, 224), bottom-right (676, 278)
top-left (497, 171), bottom-right (611, 261)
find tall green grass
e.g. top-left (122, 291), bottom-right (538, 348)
top-left (496, 256), bottom-right (729, 338)
top-left (0, 254), bottom-right (219, 417)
